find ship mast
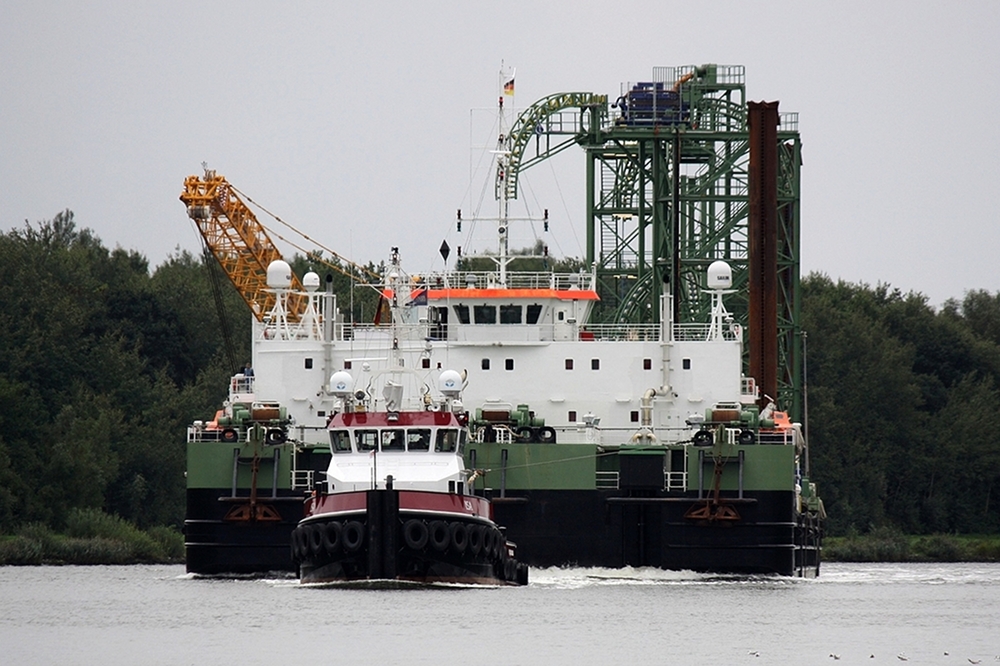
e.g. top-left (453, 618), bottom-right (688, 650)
top-left (494, 64), bottom-right (515, 287)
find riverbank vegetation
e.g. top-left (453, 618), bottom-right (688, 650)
top-left (824, 528), bottom-right (1000, 562)
top-left (1, 213), bottom-right (999, 562)
top-left (0, 508), bottom-right (183, 565)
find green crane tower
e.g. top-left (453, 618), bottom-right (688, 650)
top-left (504, 65), bottom-right (803, 418)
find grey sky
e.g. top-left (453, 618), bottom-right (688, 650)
top-left (2, 1), bottom-right (998, 307)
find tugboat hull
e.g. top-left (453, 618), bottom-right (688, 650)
top-left (294, 489), bottom-right (527, 586)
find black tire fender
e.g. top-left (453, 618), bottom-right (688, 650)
top-left (295, 525), bottom-right (310, 559)
top-left (322, 521), bottom-right (342, 555)
top-left (693, 430), bottom-right (713, 446)
top-left (403, 519), bottom-right (429, 550)
top-left (467, 524), bottom-right (483, 556)
top-left (537, 426), bottom-right (556, 443)
top-left (450, 522), bottom-right (468, 554)
top-left (429, 520), bottom-right (450, 552)
top-left (308, 523), bottom-right (324, 558)
top-left (342, 520), bottom-right (365, 552)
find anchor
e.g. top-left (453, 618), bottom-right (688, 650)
top-left (684, 446), bottom-right (741, 522)
top-left (224, 423), bottom-right (282, 523)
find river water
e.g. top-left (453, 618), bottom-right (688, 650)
top-left (1, 563), bottom-right (998, 665)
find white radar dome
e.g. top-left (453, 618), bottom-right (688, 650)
top-left (266, 260), bottom-right (293, 289)
top-left (303, 271), bottom-right (320, 291)
top-left (438, 369), bottom-right (463, 397)
top-left (329, 371), bottom-right (354, 396)
top-left (707, 260), bottom-right (733, 290)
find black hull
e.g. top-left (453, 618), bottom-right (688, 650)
top-left (184, 488), bottom-right (306, 574)
top-left (490, 489), bottom-right (821, 576)
top-left (294, 489), bottom-right (528, 586)
top-left (187, 487), bottom-right (820, 577)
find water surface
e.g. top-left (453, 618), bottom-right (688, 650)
top-left (1, 563), bottom-right (997, 665)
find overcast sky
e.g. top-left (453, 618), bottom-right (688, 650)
top-left (2, 1), bottom-right (998, 306)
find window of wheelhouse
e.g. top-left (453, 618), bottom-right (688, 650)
top-left (407, 429), bottom-right (431, 451)
top-left (473, 305), bottom-right (496, 324)
top-left (453, 304), bottom-right (470, 324)
top-left (380, 429), bottom-right (405, 451)
top-left (435, 428), bottom-right (460, 452)
top-left (356, 430), bottom-right (377, 452)
top-left (500, 304), bottom-right (522, 324)
top-left (330, 430), bottom-right (352, 453)
top-left (526, 303), bottom-right (543, 324)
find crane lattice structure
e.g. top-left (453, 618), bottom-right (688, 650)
top-left (180, 170), bottom-right (308, 322)
top-left (504, 65), bottom-right (803, 416)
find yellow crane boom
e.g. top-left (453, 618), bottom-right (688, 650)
top-left (180, 170), bottom-right (307, 322)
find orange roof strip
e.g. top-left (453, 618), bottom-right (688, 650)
top-left (383, 288), bottom-right (600, 301)
top-left (425, 288), bottom-right (599, 301)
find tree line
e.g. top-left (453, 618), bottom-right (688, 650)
top-left (1, 213), bottom-right (998, 537)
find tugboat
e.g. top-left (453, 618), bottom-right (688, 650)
top-left (291, 261), bottom-right (528, 586)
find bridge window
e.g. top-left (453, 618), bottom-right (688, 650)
top-left (380, 429), bottom-right (405, 451)
top-left (565, 359), bottom-right (574, 370)
top-left (407, 429), bottom-right (431, 451)
top-left (591, 359), bottom-right (600, 370)
top-left (644, 358), bottom-right (652, 370)
top-left (500, 304), bottom-right (522, 324)
top-left (505, 358), bottom-right (514, 371)
top-left (568, 410), bottom-right (577, 422)
top-left (683, 358), bottom-right (691, 370)
top-left (330, 430), bottom-right (352, 453)
top-left (344, 360), bottom-right (352, 369)
top-left (474, 305), bottom-right (496, 324)
top-left (481, 358), bottom-right (490, 370)
top-left (526, 304), bottom-right (543, 324)
top-left (631, 411), bottom-right (639, 423)
top-left (356, 430), bottom-right (378, 452)
top-left (304, 358), bottom-right (313, 369)
top-left (453, 304), bottom-right (470, 324)
top-left (435, 428), bottom-right (459, 452)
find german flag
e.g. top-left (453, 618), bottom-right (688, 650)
top-left (503, 77), bottom-right (514, 96)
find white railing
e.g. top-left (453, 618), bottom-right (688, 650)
top-left (422, 271), bottom-right (595, 291)
top-left (672, 323), bottom-right (740, 342)
top-left (581, 324), bottom-right (660, 342)
top-left (666, 471), bottom-right (687, 490)
top-left (291, 469), bottom-right (314, 491)
top-left (596, 471), bottom-right (619, 489)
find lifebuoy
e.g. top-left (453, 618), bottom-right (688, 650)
top-left (266, 429), bottom-right (286, 445)
top-left (342, 520), bottom-right (365, 552)
top-left (738, 430), bottom-right (756, 446)
top-left (537, 426), bottom-right (556, 443)
top-left (322, 521), bottom-right (342, 555)
top-left (429, 520), bottom-right (450, 552)
top-left (308, 523), bottom-right (324, 558)
top-left (450, 522), bottom-right (468, 554)
top-left (693, 430), bottom-right (713, 446)
top-left (403, 519), bottom-right (429, 550)
top-left (221, 428), bottom-right (238, 443)
top-left (514, 427), bottom-right (534, 443)
top-left (467, 524), bottom-right (483, 555)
